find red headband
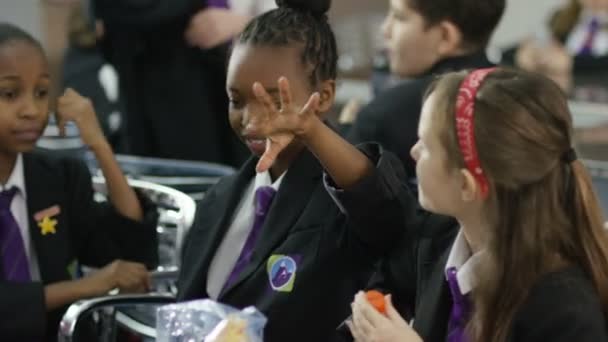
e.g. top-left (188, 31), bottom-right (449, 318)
top-left (455, 67), bottom-right (496, 198)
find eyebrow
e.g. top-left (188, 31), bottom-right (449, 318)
top-left (228, 87), bottom-right (280, 95)
top-left (0, 73), bottom-right (50, 81)
top-left (0, 75), bottom-right (19, 81)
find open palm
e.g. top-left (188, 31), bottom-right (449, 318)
top-left (250, 77), bottom-right (320, 173)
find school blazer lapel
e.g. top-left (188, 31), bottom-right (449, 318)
top-left (414, 244), bottom-right (452, 342)
top-left (179, 159), bottom-right (256, 300)
top-left (220, 150), bottom-right (322, 298)
top-left (23, 153), bottom-right (71, 284)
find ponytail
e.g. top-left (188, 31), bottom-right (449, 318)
top-left (570, 160), bottom-right (608, 314)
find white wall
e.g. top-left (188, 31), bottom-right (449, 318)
top-left (490, 0), bottom-right (567, 48)
top-left (0, 0), bottom-right (42, 41)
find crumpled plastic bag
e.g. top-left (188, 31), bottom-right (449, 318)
top-left (156, 299), bottom-right (267, 342)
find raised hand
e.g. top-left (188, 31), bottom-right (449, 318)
top-left (250, 76), bottom-right (321, 173)
top-left (56, 88), bottom-right (107, 149)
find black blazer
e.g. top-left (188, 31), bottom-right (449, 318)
top-left (347, 52), bottom-right (493, 178)
top-left (177, 145), bottom-right (415, 342)
top-left (341, 201), bottom-right (608, 341)
top-left (0, 152), bottom-right (158, 341)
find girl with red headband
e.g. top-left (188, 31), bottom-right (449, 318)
top-left (250, 67), bottom-right (608, 342)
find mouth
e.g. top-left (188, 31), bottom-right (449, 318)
top-left (12, 128), bottom-right (42, 143)
top-left (243, 136), bottom-right (267, 155)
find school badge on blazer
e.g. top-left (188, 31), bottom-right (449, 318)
top-left (34, 205), bottom-right (60, 235)
top-left (267, 255), bottom-right (299, 292)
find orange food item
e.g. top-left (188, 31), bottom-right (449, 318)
top-left (366, 290), bottom-right (386, 314)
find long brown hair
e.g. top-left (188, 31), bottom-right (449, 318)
top-left (426, 68), bottom-right (608, 341)
top-left (549, 0), bottom-right (582, 42)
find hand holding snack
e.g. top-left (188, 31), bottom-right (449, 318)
top-left (366, 290), bottom-right (387, 315)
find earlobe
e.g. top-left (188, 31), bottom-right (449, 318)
top-left (317, 79), bottom-right (336, 113)
top-left (460, 169), bottom-right (478, 202)
top-left (437, 21), bottom-right (463, 56)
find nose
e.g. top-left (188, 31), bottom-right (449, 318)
top-left (18, 94), bottom-right (41, 119)
top-left (242, 102), bottom-right (266, 128)
top-left (240, 105), bottom-right (250, 127)
top-left (410, 140), bottom-right (420, 161)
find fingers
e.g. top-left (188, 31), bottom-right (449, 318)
top-left (355, 292), bottom-right (387, 327)
top-left (346, 319), bottom-right (365, 342)
top-left (385, 294), bottom-right (401, 321)
top-left (352, 303), bottom-right (375, 338)
top-left (253, 82), bottom-right (278, 115)
top-left (118, 274), bottom-right (149, 293)
top-left (63, 87), bottom-right (77, 96)
top-left (255, 139), bottom-right (280, 173)
top-left (300, 92), bottom-right (320, 117)
top-left (57, 88), bottom-right (85, 117)
top-left (278, 77), bottom-right (292, 110)
top-left (112, 261), bottom-right (151, 293)
top-left (55, 112), bottom-right (67, 137)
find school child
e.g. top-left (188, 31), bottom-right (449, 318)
top-left (347, 68), bottom-right (608, 341)
top-left (253, 65), bottom-right (608, 341)
top-left (176, 1), bottom-right (413, 341)
top-left (513, 0), bottom-right (608, 93)
top-left (0, 23), bottom-right (158, 341)
top-left (346, 0), bottom-right (505, 180)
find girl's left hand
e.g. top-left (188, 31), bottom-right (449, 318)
top-left (56, 88), bottom-right (107, 149)
top-left (250, 77), bottom-right (321, 173)
top-left (348, 292), bottom-right (423, 342)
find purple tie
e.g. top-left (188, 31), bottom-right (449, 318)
top-left (579, 18), bottom-right (600, 56)
top-left (223, 186), bottom-right (276, 290)
top-left (206, 0), bottom-right (229, 9)
top-left (0, 187), bottom-right (31, 282)
top-left (446, 267), bottom-right (471, 342)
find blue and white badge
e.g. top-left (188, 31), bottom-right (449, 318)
top-left (267, 255), bottom-right (297, 292)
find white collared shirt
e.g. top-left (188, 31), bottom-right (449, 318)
top-left (206, 170), bottom-right (286, 299)
top-left (566, 11), bottom-right (608, 57)
top-left (444, 229), bottom-right (484, 295)
top-left (1, 154), bottom-right (41, 281)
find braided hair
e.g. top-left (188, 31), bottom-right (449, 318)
top-left (238, 0), bottom-right (337, 86)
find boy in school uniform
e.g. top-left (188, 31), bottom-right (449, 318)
top-left (346, 0), bottom-right (505, 179)
top-left (0, 23), bottom-right (157, 341)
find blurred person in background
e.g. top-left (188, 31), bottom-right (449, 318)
top-left (345, 0), bottom-right (505, 183)
top-left (92, 0), bottom-right (275, 167)
top-left (511, 0), bottom-right (608, 96)
top-left (61, 3), bottom-right (126, 153)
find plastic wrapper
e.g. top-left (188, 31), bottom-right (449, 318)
top-left (156, 299), bottom-right (267, 342)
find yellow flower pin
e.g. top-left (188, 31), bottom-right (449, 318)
top-left (38, 216), bottom-right (58, 235)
